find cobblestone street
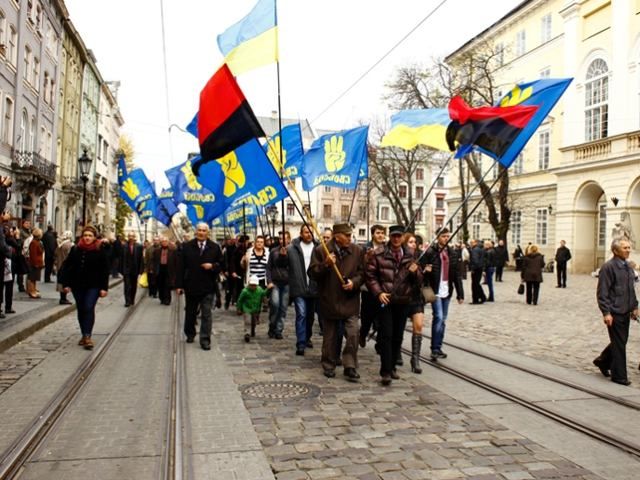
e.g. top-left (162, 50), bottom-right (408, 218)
top-left (445, 271), bottom-right (640, 383)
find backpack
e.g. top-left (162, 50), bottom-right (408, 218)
top-left (22, 235), bottom-right (33, 259)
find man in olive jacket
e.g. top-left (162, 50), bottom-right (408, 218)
top-left (309, 223), bottom-right (363, 381)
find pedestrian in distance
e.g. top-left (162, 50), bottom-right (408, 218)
top-left (60, 225), bottom-right (110, 350)
top-left (175, 223), bottom-right (223, 350)
top-left (42, 225), bottom-right (57, 283)
top-left (593, 239), bottom-right (638, 386)
top-left (153, 237), bottom-right (178, 306)
top-left (54, 231), bottom-right (74, 305)
top-left (309, 223), bottom-right (363, 381)
top-left (121, 232), bottom-right (144, 307)
top-left (288, 225), bottom-right (319, 356)
top-left (469, 239), bottom-right (486, 304)
top-left (555, 240), bottom-right (572, 288)
top-left (494, 239), bottom-right (509, 282)
top-left (402, 232), bottom-right (426, 373)
top-left (2, 224), bottom-right (19, 315)
top-left (483, 240), bottom-right (496, 302)
top-left (520, 244), bottom-right (544, 305)
top-left (513, 244), bottom-right (524, 272)
top-left (422, 227), bottom-right (464, 364)
top-left (365, 224), bottom-right (423, 386)
top-left (237, 274), bottom-right (268, 342)
top-left (26, 228), bottom-right (45, 299)
top-left (16, 219), bottom-right (31, 292)
top-left (144, 236), bottom-right (160, 298)
top-left (266, 232), bottom-right (290, 340)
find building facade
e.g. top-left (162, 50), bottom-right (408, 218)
top-left (446, 0), bottom-right (640, 273)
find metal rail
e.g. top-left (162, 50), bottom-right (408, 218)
top-left (0, 295), bottom-right (144, 479)
top-left (400, 343), bottom-right (640, 458)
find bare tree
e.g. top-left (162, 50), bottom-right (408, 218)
top-left (384, 42), bottom-right (515, 242)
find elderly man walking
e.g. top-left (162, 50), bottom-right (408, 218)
top-left (175, 223), bottom-right (223, 350)
top-left (309, 223), bottom-right (364, 381)
top-left (593, 239), bottom-right (638, 385)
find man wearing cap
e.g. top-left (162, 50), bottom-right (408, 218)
top-left (365, 225), bottom-right (422, 386)
top-left (309, 223), bottom-right (364, 381)
top-left (421, 227), bottom-right (464, 362)
top-left (175, 223), bottom-right (223, 350)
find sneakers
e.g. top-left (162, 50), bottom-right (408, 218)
top-left (430, 351), bottom-right (448, 361)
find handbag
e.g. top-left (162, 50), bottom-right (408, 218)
top-left (421, 285), bottom-right (436, 304)
top-left (138, 272), bottom-right (149, 288)
top-left (517, 283), bottom-right (525, 295)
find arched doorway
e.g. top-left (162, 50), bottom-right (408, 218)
top-left (573, 182), bottom-right (606, 273)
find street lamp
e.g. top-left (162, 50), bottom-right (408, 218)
top-left (267, 205), bottom-right (278, 238)
top-left (78, 149), bottom-right (92, 227)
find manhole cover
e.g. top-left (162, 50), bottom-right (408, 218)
top-left (241, 381), bottom-right (320, 400)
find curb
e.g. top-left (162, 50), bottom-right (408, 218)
top-left (0, 278), bottom-right (124, 354)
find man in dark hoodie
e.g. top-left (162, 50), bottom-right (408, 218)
top-left (266, 231), bottom-right (291, 339)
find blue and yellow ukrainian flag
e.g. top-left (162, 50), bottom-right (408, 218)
top-left (381, 109), bottom-right (451, 152)
top-left (217, 0), bottom-right (278, 76)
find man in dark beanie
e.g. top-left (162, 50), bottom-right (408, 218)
top-left (309, 223), bottom-right (364, 381)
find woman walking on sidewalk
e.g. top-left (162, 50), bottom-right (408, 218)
top-left (60, 225), bottom-right (109, 350)
top-left (26, 228), bottom-right (44, 298)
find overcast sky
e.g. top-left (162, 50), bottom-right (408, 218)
top-left (64, 0), bottom-right (522, 188)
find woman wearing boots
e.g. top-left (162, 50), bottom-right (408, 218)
top-left (422, 228), bottom-right (464, 361)
top-left (60, 225), bottom-right (109, 350)
top-left (403, 233), bottom-right (425, 373)
top-left (26, 228), bottom-right (44, 298)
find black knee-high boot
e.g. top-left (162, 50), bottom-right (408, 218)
top-left (411, 334), bottom-right (423, 374)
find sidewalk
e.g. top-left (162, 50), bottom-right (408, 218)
top-left (0, 276), bottom-right (123, 353)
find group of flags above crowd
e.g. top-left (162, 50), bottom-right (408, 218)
top-left (117, 0), bottom-right (573, 235)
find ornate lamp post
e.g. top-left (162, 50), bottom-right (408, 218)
top-left (78, 149), bottom-right (93, 227)
top-left (267, 205), bottom-right (278, 239)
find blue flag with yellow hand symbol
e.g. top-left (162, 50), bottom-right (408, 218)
top-left (301, 126), bottom-right (369, 191)
top-left (263, 123), bottom-right (304, 180)
top-left (119, 167), bottom-right (157, 220)
top-left (195, 138), bottom-right (289, 210)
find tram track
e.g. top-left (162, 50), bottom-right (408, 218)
top-left (0, 293), bottom-right (191, 479)
top-left (399, 329), bottom-right (640, 458)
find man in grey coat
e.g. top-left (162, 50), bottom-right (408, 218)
top-left (593, 239), bottom-right (638, 385)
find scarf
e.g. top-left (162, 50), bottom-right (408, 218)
top-left (77, 238), bottom-right (100, 252)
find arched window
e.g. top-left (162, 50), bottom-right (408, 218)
top-left (19, 109), bottom-right (27, 150)
top-left (29, 115), bottom-right (35, 151)
top-left (584, 59), bottom-right (608, 141)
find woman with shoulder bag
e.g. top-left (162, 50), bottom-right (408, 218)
top-left (521, 244), bottom-right (545, 305)
top-left (61, 225), bottom-right (110, 350)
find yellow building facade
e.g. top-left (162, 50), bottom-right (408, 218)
top-left (446, 0), bottom-right (640, 273)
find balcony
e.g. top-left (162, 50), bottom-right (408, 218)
top-left (560, 130), bottom-right (640, 165)
top-left (11, 150), bottom-right (57, 193)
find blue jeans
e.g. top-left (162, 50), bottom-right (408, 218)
top-left (269, 284), bottom-right (289, 335)
top-left (293, 297), bottom-right (315, 350)
top-left (430, 296), bottom-right (451, 353)
top-left (73, 288), bottom-right (101, 336)
top-left (485, 267), bottom-right (495, 301)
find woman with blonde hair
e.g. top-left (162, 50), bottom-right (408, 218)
top-left (54, 231), bottom-right (74, 305)
top-left (27, 228), bottom-right (44, 298)
top-left (521, 244), bottom-right (545, 305)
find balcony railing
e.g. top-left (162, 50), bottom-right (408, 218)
top-left (11, 150), bottom-right (57, 184)
top-left (575, 138), bottom-right (611, 161)
top-left (561, 130), bottom-right (640, 164)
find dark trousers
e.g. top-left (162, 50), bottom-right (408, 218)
top-left (111, 257), bottom-right (121, 278)
top-left (376, 304), bottom-right (408, 376)
top-left (124, 272), bottom-right (138, 305)
top-left (599, 313), bottom-right (631, 382)
top-left (225, 276), bottom-right (243, 307)
top-left (17, 273), bottom-right (25, 291)
top-left (556, 262), bottom-right (567, 287)
top-left (525, 281), bottom-right (540, 305)
top-left (72, 288), bottom-right (101, 336)
top-left (359, 290), bottom-right (380, 340)
top-left (157, 265), bottom-right (171, 305)
top-left (148, 273), bottom-right (158, 297)
top-left (0, 277), bottom-right (14, 311)
top-left (184, 293), bottom-right (213, 341)
top-left (322, 316), bottom-right (358, 372)
top-left (44, 255), bottom-right (54, 282)
top-left (471, 269), bottom-right (486, 303)
top-left (495, 265), bottom-right (504, 281)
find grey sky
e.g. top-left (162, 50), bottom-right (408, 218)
top-left (64, 0), bottom-right (521, 188)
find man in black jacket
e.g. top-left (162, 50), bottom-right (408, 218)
top-left (494, 239), bottom-right (509, 282)
top-left (555, 240), bottom-right (572, 288)
top-left (593, 239), bottom-right (638, 385)
top-left (422, 228), bottom-right (464, 362)
top-left (266, 232), bottom-right (290, 339)
top-left (175, 223), bottom-right (223, 350)
top-left (469, 239), bottom-right (486, 304)
top-left (121, 232), bottom-right (144, 307)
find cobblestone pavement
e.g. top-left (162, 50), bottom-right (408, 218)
top-left (214, 309), bottom-right (602, 480)
top-left (444, 271), bottom-right (640, 384)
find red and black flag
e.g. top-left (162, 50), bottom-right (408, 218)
top-left (193, 64), bottom-right (265, 174)
top-left (446, 96), bottom-right (539, 161)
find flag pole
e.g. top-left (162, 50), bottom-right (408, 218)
top-left (275, 0), bottom-right (286, 247)
top-left (417, 157), bottom-right (500, 263)
top-left (405, 153), bottom-right (453, 231)
top-left (242, 202), bottom-right (246, 237)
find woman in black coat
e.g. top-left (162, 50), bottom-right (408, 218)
top-left (521, 244), bottom-right (545, 305)
top-left (61, 225), bottom-right (110, 350)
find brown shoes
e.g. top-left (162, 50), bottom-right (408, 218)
top-left (83, 337), bottom-right (94, 350)
top-left (78, 336), bottom-right (87, 346)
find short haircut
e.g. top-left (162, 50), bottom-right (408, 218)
top-left (611, 238), bottom-right (629, 253)
top-left (255, 235), bottom-right (265, 241)
top-left (371, 224), bottom-right (385, 235)
top-left (196, 222), bottom-right (210, 231)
